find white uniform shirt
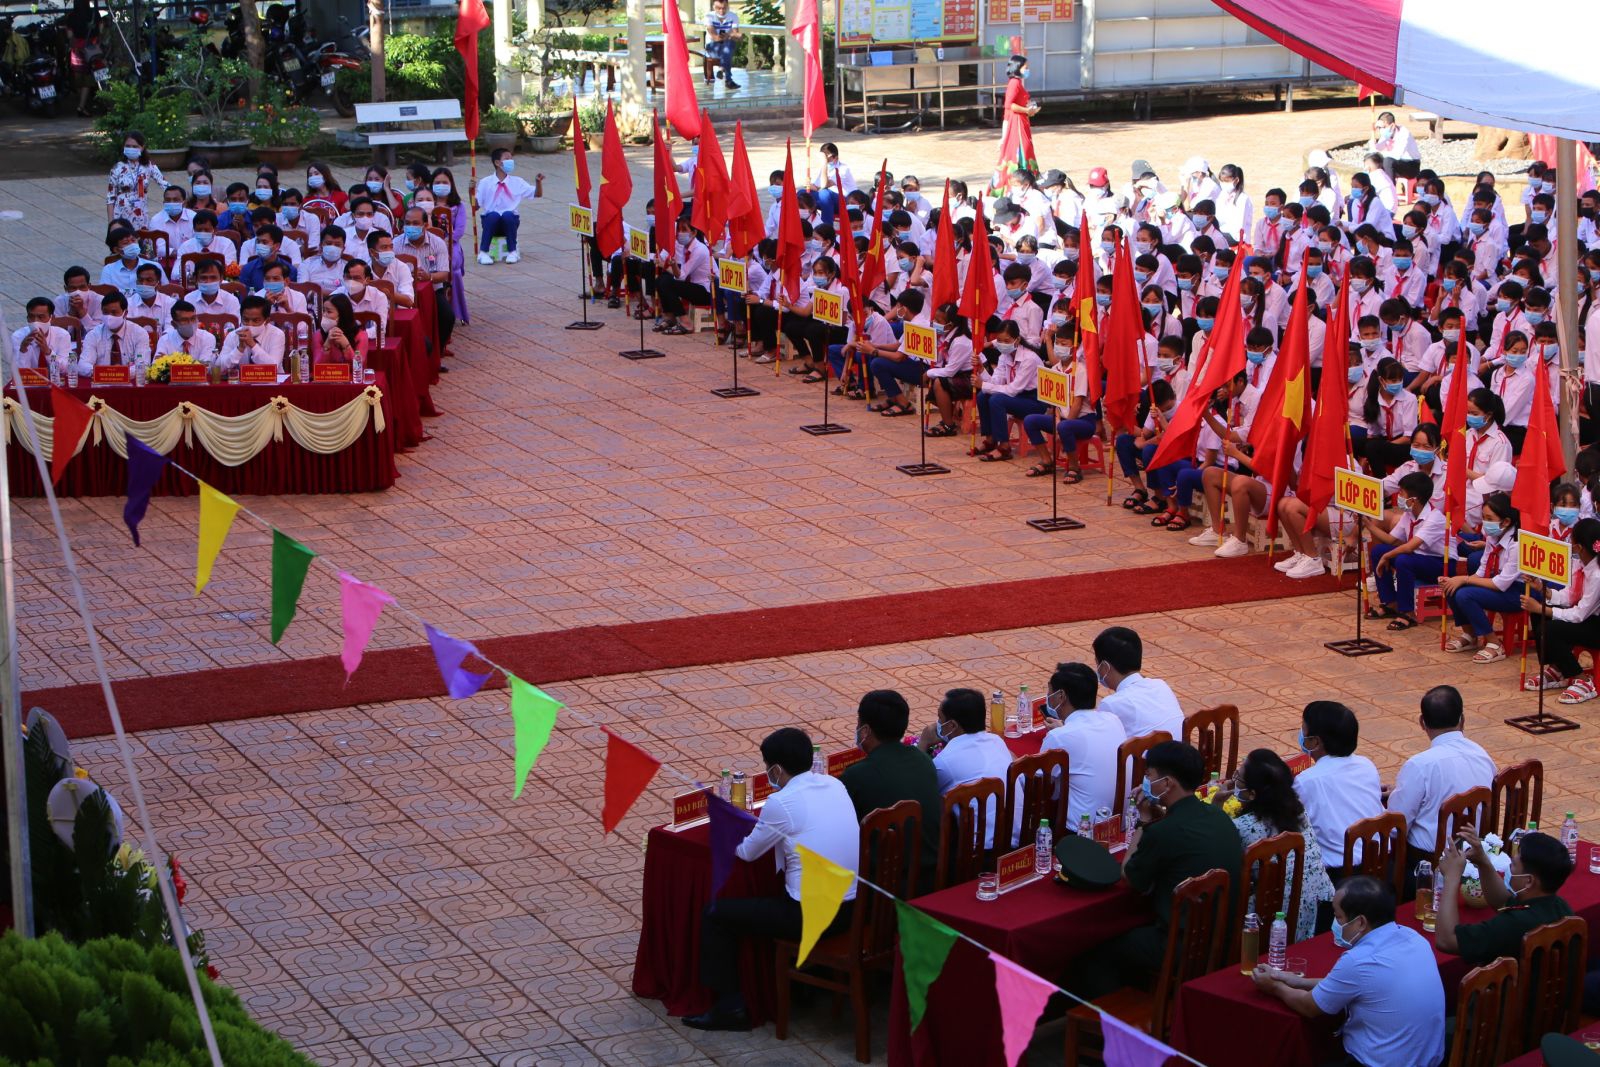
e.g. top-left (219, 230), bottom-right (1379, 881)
top-left (1294, 753), bottom-right (1384, 864)
top-left (54, 291), bottom-right (104, 326)
top-left (1390, 502), bottom-right (1447, 557)
top-left (933, 730), bottom-right (1015, 850)
top-left (1489, 363), bottom-right (1537, 427)
top-left (1040, 710), bottom-right (1127, 826)
top-left (156, 327), bottom-right (217, 364)
top-left (126, 291), bottom-right (175, 327)
top-left (1386, 731), bottom-right (1496, 851)
top-left (9, 325), bottom-right (73, 369)
top-left (475, 173), bottom-right (541, 216)
top-left (1099, 673), bottom-right (1183, 739)
top-left (734, 770), bottom-right (859, 902)
top-left (184, 288), bottom-right (241, 323)
top-left (370, 257), bottom-right (417, 304)
top-left (80, 321), bottom-right (151, 370)
top-left (217, 322), bottom-right (287, 371)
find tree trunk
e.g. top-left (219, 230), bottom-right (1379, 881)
top-left (1474, 125), bottom-right (1531, 161)
top-left (239, 2), bottom-right (265, 102)
top-left (368, 0), bottom-right (386, 104)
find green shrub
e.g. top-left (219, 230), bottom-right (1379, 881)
top-left (340, 24), bottom-right (498, 111)
top-left (92, 82), bottom-right (145, 161)
top-left (136, 93), bottom-right (191, 151)
top-left (0, 932), bottom-right (314, 1067)
top-left (481, 106), bottom-right (519, 134)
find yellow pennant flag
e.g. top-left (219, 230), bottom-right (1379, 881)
top-left (194, 482), bottom-right (240, 595)
top-left (796, 844), bottom-right (855, 965)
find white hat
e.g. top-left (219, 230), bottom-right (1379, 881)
top-left (1472, 460), bottom-right (1517, 496)
top-left (1153, 190), bottom-right (1181, 212)
top-left (1308, 148), bottom-right (1333, 168)
top-left (1182, 156), bottom-right (1210, 176)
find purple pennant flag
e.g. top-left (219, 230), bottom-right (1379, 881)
top-left (707, 794), bottom-right (757, 898)
top-left (425, 623), bottom-right (492, 700)
top-left (123, 438), bottom-right (169, 546)
top-left (1102, 1013), bottom-right (1180, 1067)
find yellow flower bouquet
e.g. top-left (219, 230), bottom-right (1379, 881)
top-left (149, 352), bottom-right (200, 384)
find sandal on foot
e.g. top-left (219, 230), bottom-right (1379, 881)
top-left (801, 373), bottom-right (826, 384)
top-left (881, 404), bottom-right (916, 417)
top-left (1122, 490), bottom-right (1150, 510)
top-left (1151, 509), bottom-right (1178, 527)
top-left (1165, 514), bottom-right (1193, 532)
top-left (866, 401), bottom-right (892, 412)
top-left (1365, 605), bottom-right (1398, 620)
top-left (926, 422), bottom-right (957, 437)
top-left (977, 449), bottom-right (1013, 462)
top-left (1471, 642), bottom-right (1506, 663)
top-left (1026, 462), bottom-right (1056, 477)
top-left (1385, 615), bottom-right (1419, 631)
top-left (1443, 635), bottom-right (1477, 653)
top-left (1061, 469), bottom-right (1084, 484)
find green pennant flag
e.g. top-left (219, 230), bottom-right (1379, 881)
top-left (510, 674), bottom-right (562, 798)
top-left (895, 900), bottom-right (958, 1031)
top-left (269, 530), bottom-right (317, 644)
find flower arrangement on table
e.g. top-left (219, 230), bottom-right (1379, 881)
top-left (149, 352), bottom-right (200, 383)
top-left (224, 261), bottom-right (241, 279)
top-left (1461, 833), bottom-right (1513, 907)
top-left (1197, 778), bottom-right (1245, 818)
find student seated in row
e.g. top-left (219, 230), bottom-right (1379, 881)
top-left (922, 304), bottom-right (974, 437)
top-left (1364, 471), bottom-right (1446, 631)
top-left (1441, 491), bottom-right (1521, 662)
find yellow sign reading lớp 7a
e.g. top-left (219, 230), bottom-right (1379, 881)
top-left (717, 258), bottom-right (747, 293)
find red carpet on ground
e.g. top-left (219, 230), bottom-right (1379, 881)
top-left (29, 555), bottom-right (1343, 738)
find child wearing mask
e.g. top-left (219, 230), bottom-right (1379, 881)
top-left (474, 150), bottom-right (544, 264)
top-left (1521, 518), bottom-right (1600, 703)
top-left (1365, 471), bottom-right (1447, 629)
top-left (1489, 332), bottom-right (1536, 452)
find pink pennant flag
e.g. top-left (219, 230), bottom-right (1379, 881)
top-left (989, 953), bottom-right (1054, 1067)
top-left (339, 572), bottom-right (395, 683)
top-left (1103, 1013), bottom-right (1179, 1067)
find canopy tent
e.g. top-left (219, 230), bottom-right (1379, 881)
top-left (1209, 0), bottom-right (1600, 142)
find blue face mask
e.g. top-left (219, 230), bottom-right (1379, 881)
top-left (1246, 350), bottom-right (1267, 365)
top-left (1383, 381), bottom-right (1404, 395)
top-left (1133, 271), bottom-right (1150, 288)
top-left (769, 185), bottom-right (783, 200)
top-left (164, 202), bottom-right (183, 218)
top-left (1505, 352), bottom-right (1528, 369)
top-left (1411, 448), bottom-right (1436, 465)
top-left (899, 258), bottom-right (914, 273)
top-left (1347, 366), bottom-right (1363, 384)
top-left (1401, 225), bottom-right (1417, 239)
top-left (1496, 299), bottom-right (1512, 315)
top-left (1532, 210), bottom-right (1548, 224)
top-left (135, 284), bottom-right (155, 300)
top-left (1482, 520), bottom-right (1504, 539)
top-left (306, 173), bottom-right (325, 189)
top-left (1466, 413), bottom-right (1487, 429)
top-left (1196, 317), bottom-right (1214, 332)
top-left (264, 280), bottom-right (285, 294)
top-left (195, 231), bottom-right (214, 247)
top-left (119, 244), bottom-right (138, 260)
top-left (123, 145), bottom-right (142, 161)
top-left (283, 205), bottom-right (301, 222)
top-left (1307, 265), bottom-right (1323, 278)
top-left (1177, 277), bottom-right (1193, 291)
top-left (1095, 294), bottom-right (1112, 308)
top-left (227, 201), bottom-right (247, 214)
top-left (1016, 252), bottom-right (1036, 266)
top-left (1554, 506), bottom-right (1581, 526)
top-left (1297, 729), bottom-right (1312, 755)
top-left (366, 179), bottom-right (385, 193)
top-left (1421, 193), bottom-right (1441, 206)
top-left (1467, 222), bottom-right (1486, 236)
top-left (1140, 775), bottom-right (1166, 801)
top-left (1526, 311), bottom-right (1546, 326)
top-left (1331, 917), bottom-right (1357, 949)
top-left (1191, 214), bottom-right (1211, 229)
top-left (1212, 264), bottom-right (1229, 279)
top-left (1049, 313), bottom-right (1068, 327)
top-left (1100, 241), bottom-right (1115, 256)
top-left (198, 282), bottom-right (219, 297)
top-left (1441, 278), bottom-right (1457, 292)
top-left (1299, 196), bottom-right (1315, 208)
top-left (499, 160), bottom-right (516, 174)
top-left (1006, 286), bottom-right (1024, 299)
top-left (193, 183), bottom-right (212, 198)
top-left (403, 224), bottom-right (424, 241)
top-left (1263, 205), bottom-right (1280, 220)
top-left (255, 187), bottom-right (273, 200)
top-left (1543, 343), bottom-right (1560, 361)
top-left (1392, 256), bottom-right (1412, 271)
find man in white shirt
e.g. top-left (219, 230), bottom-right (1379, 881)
top-left (474, 149), bottom-right (544, 265)
top-left (1093, 626), bottom-right (1184, 739)
top-left (54, 267), bottom-right (103, 327)
top-left (1293, 701), bottom-right (1384, 874)
top-left (11, 298), bottom-right (73, 371)
top-left (184, 261), bottom-right (241, 323)
top-left (1386, 685), bottom-right (1495, 869)
top-left (335, 259), bottom-right (391, 340)
top-left (686, 727), bottom-right (858, 1033)
top-left (79, 292), bottom-right (150, 372)
top-left (396, 205), bottom-right (456, 345)
top-left (127, 263), bottom-right (174, 327)
top-left (99, 227), bottom-right (167, 295)
top-left (918, 688), bottom-right (1015, 849)
top-left (1039, 662), bottom-right (1127, 826)
top-left (152, 189), bottom-right (195, 250)
top-left (216, 296), bottom-right (286, 372)
top-left (366, 231), bottom-right (416, 308)
top-left (301, 228), bottom-right (350, 295)
top-left (259, 261), bottom-right (309, 318)
top-left (156, 300), bottom-right (218, 365)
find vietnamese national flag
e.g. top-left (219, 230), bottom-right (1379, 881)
top-left (571, 99), bottom-right (593, 209)
top-left (834, 173), bottom-right (864, 328)
top-left (726, 122), bottom-right (766, 258)
top-left (1441, 326), bottom-right (1474, 532)
top-left (774, 141), bottom-right (804, 301)
top-left (1147, 248), bottom-right (1251, 471)
top-left (1075, 210), bottom-right (1101, 403)
top-left (958, 200), bottom-right (998, 360)
top-left (789, 0), bottom-right (828, 139)
top-left (661, 0), bottom-right (702, 140)
top-left (454, 0), bottom-right (490, 141)
top-left (596, 99), bottom-right (631, 257)
top-left (857, 161), bottom-right (890, 312)
top-left (1248, 256), bottom-right (1314, 537)
top-left (691, 112), bottom-right (731, 247)
top-left (931, 181), bottom-right (959, 312)
top-left (1512, 369), bottom-right (1567, 536)
top-left (652, 112), bottom-right (682, 254)
top-left (1298, 272), bottom-right (1354, 531)
top-left (1100, 234), bottom-right (1143, 432)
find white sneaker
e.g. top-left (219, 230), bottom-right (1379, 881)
top-left (505, 250), bottom-right (521, 264)
top-left (1287, 555), bottom-right (1327, 579)
top-left (1214, 535), bottom-right (1249, 558)
top-left (1274, 551), bottom-right (1305, 573)
top-left (1188, 528), bottom-right (1220, 547)
top-left (477, 251), bottom-right (493, 265)
top-left (752, 353), bottom-right (775, 364)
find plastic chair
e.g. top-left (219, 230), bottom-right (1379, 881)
top-left (1182, 704), bottom-right (1240, 781)
top-left (934, 777), bottom-right (1004, 891)
top-left (1433, 786), bottom-right (1491, 860)
top-left (1490, 760), bottom-right (1543, 841)
top-left (1514, 916), bottom-right (1587, 1055)
top-left (1232, 831), bottom-right (1304, 959)
top-left (1342, 812), bottom-right (1406, 902)
top-left (1110, 730), bottom-right (1171, 820)
top-left (1002, 750), bottom-right (1070, 851)
top-left (1446, 957), bottom-right (1519, 1067)
top-left (774, 800), bottom-right (919, 1063)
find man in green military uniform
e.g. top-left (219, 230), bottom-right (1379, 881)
top-left (1070, 740), bottom-right (1244, 999)
top-left (839, 689), bottom-right (943, 895)
top-left (1436, 826), bottom-right (1573, 966)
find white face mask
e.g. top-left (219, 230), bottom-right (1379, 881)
top-left (345, 280), bottom-right (366, 299)
top-left (354, 216), bottom-right (374, 231)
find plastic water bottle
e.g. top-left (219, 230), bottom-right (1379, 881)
top-left (351, 346), bottom-right (364, 383)
top-left (48, 357), bottom-right (61, 386)
top-left (299, 350), bottom-right (312, 383)
top-left (134, 352), bottom-right (148, 387)
top-left (1267, 912), bottom-right (1288, 971)
top-left (65, 351), bottom-right (78, 388)
top-left (811, 745), bottom-right (825, 777)
top-left (1078, 813), bottom-right (1092, 838)
top-left (989, 690), bottom-right (1005, 734)
top-left (1034, 819), bottom-right (1053, 876)
top-left (1123, 805), bottom-right (1138, 847)
top-left (1015, 686), bottom-right (1031, 733)
top-left (1240, 912), bottom-right (1261, 974)
top-left (1563, 812), bottom-right (1580, 862)
top-left (1005, 691), bottom-right (1022, 737)
top-left (717, 769), bottom-right (731, 802)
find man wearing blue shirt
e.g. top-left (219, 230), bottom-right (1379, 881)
top-left (1252, 875), bottom-right (1446, 1067)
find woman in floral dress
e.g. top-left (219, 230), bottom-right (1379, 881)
top-left (1230, 748), bottom-right (1336, 942)
top-left (106, 132), bottom-right (169, 230)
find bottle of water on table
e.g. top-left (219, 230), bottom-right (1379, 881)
top-left (1034, 819), bottom-right (1053, 876)
top-left (1267, 911), bottom-right (1288, 971)
top-left (1563, 812), bottom-right (1579, 862)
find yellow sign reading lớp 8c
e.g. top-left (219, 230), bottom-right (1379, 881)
top-left (1519, 530), bottom-right (1573, 586)
top-left (901, 322), bottom-right (937, 362)
top-left (717, 258), bottom-right (747, 293)
top-left (568, 205), bottom-right (594, 237)
top-left (1333, 467), bottom-right (1384, 520)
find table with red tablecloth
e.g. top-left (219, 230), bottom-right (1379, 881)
top-left (1004, 729), bottom-right (1046, 759)
top-left (391, 306), bottom-right (438, 418)
top-left (1502, 1027), bottom-right (1600, 1065)
top-left (887, 873), bottom-right (1153, 1066)
top-left (370, 313), bottom-right (427, 449)
top-left (632, 822), bottom-right (786, 1025)
top-left (5, 377), bottom-right (397, 496)
top-left (1172, 846), bottom-right (1600, 1067)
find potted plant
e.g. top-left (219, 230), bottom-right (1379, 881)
top-left (577, 99), bottom-right (608, 149)
top-left (242, 91), bottom-right (321, 168)
top-left (136, 92), bottom-right (191, 170)
top-left (161, 40), bottom-right (252, 165)
top-left (480, 106), bottom-right (520, 152)
top-left (520, 108), bottom-right (563, 152)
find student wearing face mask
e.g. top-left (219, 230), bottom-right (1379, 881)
top-left (1364, 471), bottom-right (1446, 629)
top-left (1484, 280), bottom-right (1531, 371)
top-left (1345, 259), bottom-right (1384, 336)
top-left (1362, 358), bottom-right (1417, 478)
top-left (302, 227), bottom-right (351, 295)
top-left (80, 292), bottom-right (149, 373)
top-left (844, 298), bottom-right (911, 407)
top-left (1210, 163), bottom-right (1252, 243)
top-left (1252, 876), bottom-right (1445, 1067)
top-left (1438, 828), bottom-right (1574, 967)
top-left (1342, 173), bottom-right (1393, 238)
top-left (303, 162), bottom-right (346, 212)
top-left (922, 304), bottom-right (974, 436)
top-left (474, 150), bottom-right (544, 265)
top-left (1441, 492), bottom-right (1522, 661)
top-left (358, 165), bottom-right (404, 215)
top-left (184, 261), bottom-right (240, 324)
top-left (1522, 518), bottom-right (1600, 701)
top-left (1489, 331), bottom-right (1536, 451)
top-left (972, 320), bottom-right (1046, 462)
top-left (995, 263), bottom-right (1044, 345)
top-left (1114, 377), bottom-right (1181, 512)
top-left (655, 219), bottom-right (714, 336)
top-left (157, 300), bottom-right (218, 365)
top-left (365, 231), bottom-right (415, 309)
top-left (1022, 313), bottom-right (1097, 482)
top-left (1241, 326), bottom-right (1277, 391)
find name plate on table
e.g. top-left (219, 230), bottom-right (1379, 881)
top-left (569, 205), bottom-right (594, 237)
top-left (17, 368), bottom-right (48, 386)
top-left (1520, 530), bottom-right (1573, 586)
top-left (826, 748), bottom-right (865, 777)
top-left (628, 226), bottom-right (651, 260)
top-left (750, 772), bottom-right (773, 806)
top-left (1037, 366), bottom-right (1074, 410)
top-left (672, 787), bottom-right (712, 829)
top-left (1333, 466), bottom-right (1384, 520)
top-left (1031, 695), bottom-right (1047, 731)
top-left (240, 364), bottom-right (278, 384)
top-left (313, 362), bottom-right (352, 383)
top-left (91, 365), bottom-right (130, 385)
top-left (717, 258), bottom-right (747, 293)
top-left (996, 844), bottom-right (1042, 893)
top-left (1092, 814), bottom-right (1126, 853)
top-left (901, 322), bottom-right (937, 362)
top-left (168, 364), bottom-right (208, 383)
top-left (1285, 752), bottom-right (1314, 776)
top-left (812, 289), bottom-right (843, 327)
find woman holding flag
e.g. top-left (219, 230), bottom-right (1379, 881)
top-left (991, 55), bottom-right (1041, 195)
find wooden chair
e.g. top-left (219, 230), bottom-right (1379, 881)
top-left (1110, 730), bottom-right (1172, 820)
top-left (178, 252), bottom-right (225, 284)
top-left (430, 206), bottom-right (453, 238)
top-left (1183, 704), bottom-right (1241, 781)
top-left (1434, 786), bottom-right (1492, 860)
top-left (353, 310), bottom-right (386, 348)
top-left (158, 283), bottom-right (186, 300)
top-left (397, 252), bottom-right (420, 272)
top-left (288, 282), bottom-right (323, 319)
top-left (1447, 957), bottom-right (1519, 1067)
top-left (934, 777), bottom-right (1004, 891)
top-left (1233, 831), bottom-right (1305, 959)
top-left (1002, 750), bottom-right (1069, 851)
top-left (1515, 916), bottom-right (1587, 1055)
top-left (89, 283), bottom-right (121, 301)
top-left (50, 316), bottom-right (84, 343)
top-left (129, 316), bottom-right (160, 352)
top-left (196, 314), bottom-right (234, 346)
top-left (774, 800), bottom-right (919, 1064)
top-left (1065, 868), bottom-right (1232, 1061)
top-left (221, 281), bottom-right (247, 300)
top-left (369, 278), bottom-right (397, 303)
top-left (1342, 812), bottom-right (1407, 902)
top-left (270, 312), bottom-right (315, 353)
top-left (135, 229), bottom-right (170, 266)
top-left (301, 199), bottom-right (338, 226)
top-left (373, 202), bottom-right (397, 229)
top-left (1490, 760), bottom-right (1543, 841)
top-left (282, 228), bottom-right (310, 257)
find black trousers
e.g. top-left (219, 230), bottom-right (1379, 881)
top-left (699, 895), bottom-right (853, 994)
top-left (1529, 612), bottom-right (1600, 678)
top-left (1365, 436), bottom-right (1412, 478)
top-left (748, 303), bottom-right (779, 348)
top-left (432, 286), bottom-right (455, 348)
top-left (658, 279), bottom-right (712, 316)
top-left (782, 315), bottom-right (846, 365)
top-left (1069, 922), bottom-right (1166, 1001)
top-left (1505, 424), bottom-right (1527, 454)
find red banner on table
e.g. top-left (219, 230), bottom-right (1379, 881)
top-left (1285, 752), bottom-right (1313, 776)
top-left (92, 365), bottom-right (130, 385)
top-left (996, 844), bottom-right (1039, 893)
top-left (17, 368), bottom-right (48, 386)
top-left (750, 772), bottom-right (773, 805)
top-left (827, 748), bottom-right (865, 777)
top-left (239, 365), bottom-right (277, 384)
top-left (313, 363), bottom-right (352, 383)
top-left (672, 786), bottom-right (711, 828)
top-left (1093, 814), bottom-right (1124, 851)
top-left (168, 364), bottom-right (208, 384)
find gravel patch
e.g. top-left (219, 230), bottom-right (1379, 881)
top-left (1328, 135), bottom-right (1536, 178)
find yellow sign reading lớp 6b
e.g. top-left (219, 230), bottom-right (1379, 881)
top-left (901, 322), bottom-right (937, 362)
top-left (1519, 530), bottom-right (1573, 585)
top-left (1333, 467), bottom-right (1384, 520)
top-left (568, 205), bottom-right (594, 237)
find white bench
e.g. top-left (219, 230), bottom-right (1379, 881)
top-left (356, 99), bottom-right (468, 165)
top-left (1409, 110), bottom-right (1443, 140)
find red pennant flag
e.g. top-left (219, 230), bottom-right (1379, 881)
top-left (601, 728), bottom-right (662, 834)
top-left (1512, 369), bottom-right (1567, 536)
top-left (958, 201), bottom-right (998, 358)
top-left (1100, 235), bottom-right (1143, 432)
top-left (652, 112), bottom-right (682, 255)
top-left (789, 0), bottom-right (828, 139)
top-left (1441, 326), bottom-right (1474, 532)
top-left (1248, 256), bottom-right (1314, 537)
top-left (691, 112), bottom-right (732, 248)
top-left (1075, 210), bottom-right (1101, 403)
top-left (834, 173), bottom-right (864, 328)
top-left (775, 142), bottom-right (805, 301)
top-left (857, 161), bottom-right (890, 312)
top-left (596, 100), bottom-right (631, 258)
top-left (1298, 272), bottom-right (1353, 532)
top-left (726, 122), bottom-right (766, 259)
top-left (50, 386), bottom-right (95, 486)
top-left (453, 0), bottom-right (490, 142)
top-left (931, 181), bottom-right (959, 312)
top-left (660, 0), bottom-right (702, 140)
top-left (1147, 248), bottom-right (1251, 471)
top-left (572, 99), bottom-right (592, 209)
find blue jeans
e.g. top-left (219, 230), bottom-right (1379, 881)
top-left (979, 390), bottom-right (1046, 441)
top-left (1174, 465), bottom-right (1208, 508)
top-left (1149, 459), bottom-right (1192, 497)
top-left (1449, 582), bottom-right (1524, 638)
top-left (1023, 413), bottom-right (1099, 449)
top-left (480, 210), bottom-right (521, 253)
top-left (707, 38), bottom-right (735, 77)
top-left (1371, 548), bottom-right (1445, 612)
top-left (869, 355), bottom-right (925, 398)
top-left (717, 287), bottom-right (746, 321)
top-left (1114, 434), bottom-right (1152, 478)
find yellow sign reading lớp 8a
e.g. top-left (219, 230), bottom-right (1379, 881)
top-left (1333, 467), bottom-right (1384, 520)
top-left (1036, 367), bottom-right (1073, 411)
top-left (1519, 530), bottom-right (1573, 586)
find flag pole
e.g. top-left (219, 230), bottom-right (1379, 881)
top-left (469, 137), bottom-right (480, 258)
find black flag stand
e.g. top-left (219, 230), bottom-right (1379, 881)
top-left (799, 356), bottom-right (850, 436)
top-left (712, 302), bottom-right (759, 398)
top-left (1325, 523), bottom-right (1392, 657)
top-left (1507, 589), bottom-right (1580, 734)
top-left (896, 374), bottom-right (948, 476)
top-left (567, 237), bottom-right (603, 331)
top-left (1025, 434), bottom-right (1085, 531)
top-left (619, 300), bottom-right (664, 360)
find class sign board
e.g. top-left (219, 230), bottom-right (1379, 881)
top-left (568, 205), bottom-right (594, 237)
top-left (812, 289), bottom-right (843, 327)
top-left (628, 226), bottom-right (650, 260)
top-left (1333, 467), bottom-right (1384, 520)
top-left (1520, 530), bottom-right (1573, 586)
top-left (901, 322), bottom-right (937, 363)
top-left (717, 258), bottom-right (747, 294)
top-left (1036, 366), bottom-right (1074, 410)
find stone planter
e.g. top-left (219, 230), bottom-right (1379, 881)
top-left (147, 147), bottom-right (190, 170)
top-left (253, 145), bottom-right (307, 169)
top-left (482, 131), bottom-right (517, 154)
top-left (188, 138), bottom-right (251, 166)
top-left (527, 135), bottom-right (562, 153)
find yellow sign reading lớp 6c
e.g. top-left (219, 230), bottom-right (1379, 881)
top-left (1519, 530), bottom-right (1573, 585)
top-left (1333, 467), bottom-right (1384, 520)
top-left (717, 258), bottom-right (747, 293)
top-left (811, 289), bottom-right (843, 327)
top-left (901, 322), bottom-right (937, 362)
top-left (568, 205), bottom-right (594, 237)
top-left (1036, 366), bottom-right (1073, 410)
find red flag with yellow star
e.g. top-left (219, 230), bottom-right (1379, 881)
top-left (1075, 210), bottom-right (1101, 403)
top-left (572, 98), bottom-right (592, 209)
top-left (1248, 252), bottom-right (1314, 537)
top-left (856, 161), bottom-right (890, 309)
top-left (652, 112), bottom-right (682, 254)
top-left (775, 141), bottom-right (804, 302)
top-left (596, 99), bottom-right (631, 257)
